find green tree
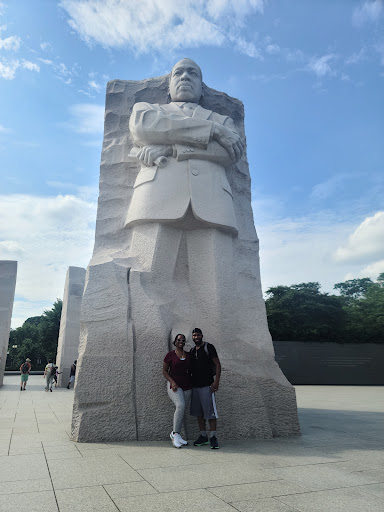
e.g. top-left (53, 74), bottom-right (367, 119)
top-left (334, 278), bottom-right (374, 299)
top-left (337, 281), bottom-right (384, 343)
top-left (265, 282), bottom-right (345, 341)
top-left (7, 299), bottom-right (62, 370)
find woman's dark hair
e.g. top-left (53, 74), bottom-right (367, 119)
top-left (48, 359), bottom-right (53, 363)
top-left (173, 333), bottom-right (186, 346)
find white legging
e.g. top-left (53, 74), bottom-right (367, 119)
top-left (167, 385), bottom-right (192, 434)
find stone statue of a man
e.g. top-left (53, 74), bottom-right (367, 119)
top-left (71, 58), bottom-right (300, 443)
top-left (126, 58), bottom-right (243, 232)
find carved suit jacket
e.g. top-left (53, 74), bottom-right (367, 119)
top-left (125, 101), bottom-right (239, 233)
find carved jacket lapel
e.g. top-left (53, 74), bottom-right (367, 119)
top-left (193, 105), bottom-right (212, 120)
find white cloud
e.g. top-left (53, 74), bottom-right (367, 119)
top-left (88, 79), bottom-right (102, 92)
top-left (334, 211), bottom-right (384, 264)
top-left (40, 41), bottom-right (52, 51)
top-left (0, 58), bottom-right (40, 79)
top-left (0, 59), bottom-right (19, 79)
top-left (265, 43), bottom-right (280, 55)
top-left (255, 211), bottom-right (360, 294)
top-left (353, 0), bottom-right (383, 26)
top-left (38, 58), bottom-right (78, 84)
top-left (345, 259), bottom-right (384, 281)
top-left (22, 60), bottom-right (40, 72)
top-left (346, 47), bottom-right (367, 65)
top-left (60, 0), bottom-right (264, 56)
top-left (0, 33), bottom-right (20, 51)
top-left (308, 54), bottom-right (337, 78)
top-left (310, 174), bottom-right (352, 201)
top-left (0, 193), bottom-right (97, 328)
top-left (67, 103), bottom-right (105, 134)
top-left (231, 36), bottom-right (262, 59)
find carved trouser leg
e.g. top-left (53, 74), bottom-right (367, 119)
top-left (185, 228), bottom-right (237, 353)
top-left (128, 223), bottom-right (183, 439)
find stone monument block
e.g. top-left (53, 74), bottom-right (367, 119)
top-left (56, 266), bottom-right (86, 387)
top-left (0, 261), bottom-right (17, 386)
top-left (71, 60), bottom-right (300, 442)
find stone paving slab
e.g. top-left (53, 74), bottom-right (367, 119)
top-left (0, 490), bottom-right (57, 512)
top-left (0, 376), bottom-right (383, 512)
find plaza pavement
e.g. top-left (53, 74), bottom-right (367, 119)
top-left (0, 376), bottom-right (383, 512)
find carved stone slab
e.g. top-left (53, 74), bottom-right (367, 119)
top-left (71, 72), bottom-right (300, 441)
top-left (56, 266), bottom-right (86, 387)
top-left (0, 260), bottom-right (17, 386)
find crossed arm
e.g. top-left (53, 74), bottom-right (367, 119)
top-left (130, 102), bottom-right (244, 167)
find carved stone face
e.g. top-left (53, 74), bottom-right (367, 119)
top-left (169, 58), bottom-right (202, 103)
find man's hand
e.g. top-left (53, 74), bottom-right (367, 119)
top-left (210, 381), bottom-right (219, 393)
top-left (136, 145), bottom-right (173, 167)
top-left (171, 381), bottom-right (179, 392)
top-left (212, 123), bottom-right (244, 163)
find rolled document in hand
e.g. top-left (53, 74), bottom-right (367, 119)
top-left (129, 147), bottom-right (168, 168)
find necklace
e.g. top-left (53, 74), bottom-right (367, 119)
top-left (175, 349), bottom-right (185, 360)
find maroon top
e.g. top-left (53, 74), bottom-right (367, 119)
top-left (164, 350), bottom-right (192, 390)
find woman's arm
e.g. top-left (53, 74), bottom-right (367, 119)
top-left (162, 361), bottom-right (178, 392)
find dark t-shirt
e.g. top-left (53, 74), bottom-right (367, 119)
top-left (164, 351), bottom-right (192, 390)
top-left (189, 342), bottom-right (218, 388)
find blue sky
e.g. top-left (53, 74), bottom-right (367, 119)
top-left (1, 0), bottom-right (383, 327)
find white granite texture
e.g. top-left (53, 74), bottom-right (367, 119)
top-left (56, 267), bottom-right (86, 387)
top-left (71, 61), bottom-right (300, 441)
top-left (0, 260), bottom-right (17, 386)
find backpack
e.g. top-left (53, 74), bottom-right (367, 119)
top-left (191, 342), bottom-right (216, 376)
top-left (21, 362), bottom-right (29, 374)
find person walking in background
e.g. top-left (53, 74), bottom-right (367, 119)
top-left (44, 359), bottom-right (55, 392)
top-left (52, 366), bottom-right (62, 388)
top-left (190, 328), bottom-right (221, 449)
top-left (66, 360), bottom-right (77, 389)
top-left (20, 358), bottom-right (31, 391)
top-left (163, 334), bottom-right (192, 448)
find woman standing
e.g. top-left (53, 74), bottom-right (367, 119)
top-left (163, 334), bottom-right (191, 448)
top-left (44, 359), bottom-right (55, 392)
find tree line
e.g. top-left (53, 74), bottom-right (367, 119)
top-left (265, 275), bottom-right (384, 343)
top-left (6, 299), bottom-right (62, 371)
top-left (6, 274), bottom-right (384, 371)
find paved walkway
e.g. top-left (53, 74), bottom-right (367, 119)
top-left (0, 376), bottom-right (383, 512)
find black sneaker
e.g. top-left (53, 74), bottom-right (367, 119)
top-left (210, 436), bottom-right (219, 449)
top-left (193, 435), bottom-right (209, 446)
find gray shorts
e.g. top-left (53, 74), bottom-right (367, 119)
top-left (190, 386), bottom-right (218, 420)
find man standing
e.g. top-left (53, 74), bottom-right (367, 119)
top-left (20, 358), bottom-right (31, 391)
top-left (190, 328), bottom-right (221, 449)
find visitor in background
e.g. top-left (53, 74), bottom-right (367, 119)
top-left (52, 366), bottom-right (62, 388)
top-left (66, 360), bottom-right (77, 389)
top-left (44, 359), bottom-right (55, 392)
top-left (20, 358), bottom-right (31, 391)
top-left (163, 334), bottom-right (191, 448)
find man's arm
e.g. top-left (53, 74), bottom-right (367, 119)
top-left (130, 102), bottom-right (212, 148)
top-left (210, 356), bottom-right (221, 392)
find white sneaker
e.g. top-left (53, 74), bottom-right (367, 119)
top-left (176, 433), bottom-right (188, 446)
top-left (170, 431), bottom-right (182, 448)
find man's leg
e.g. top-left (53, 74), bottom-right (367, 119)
top-left (128, 223), bottom-right (184, 439)
top-left (186, 228), bottom-right (236, 344)
top-left (198, 416), bottom-right (206, 431)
